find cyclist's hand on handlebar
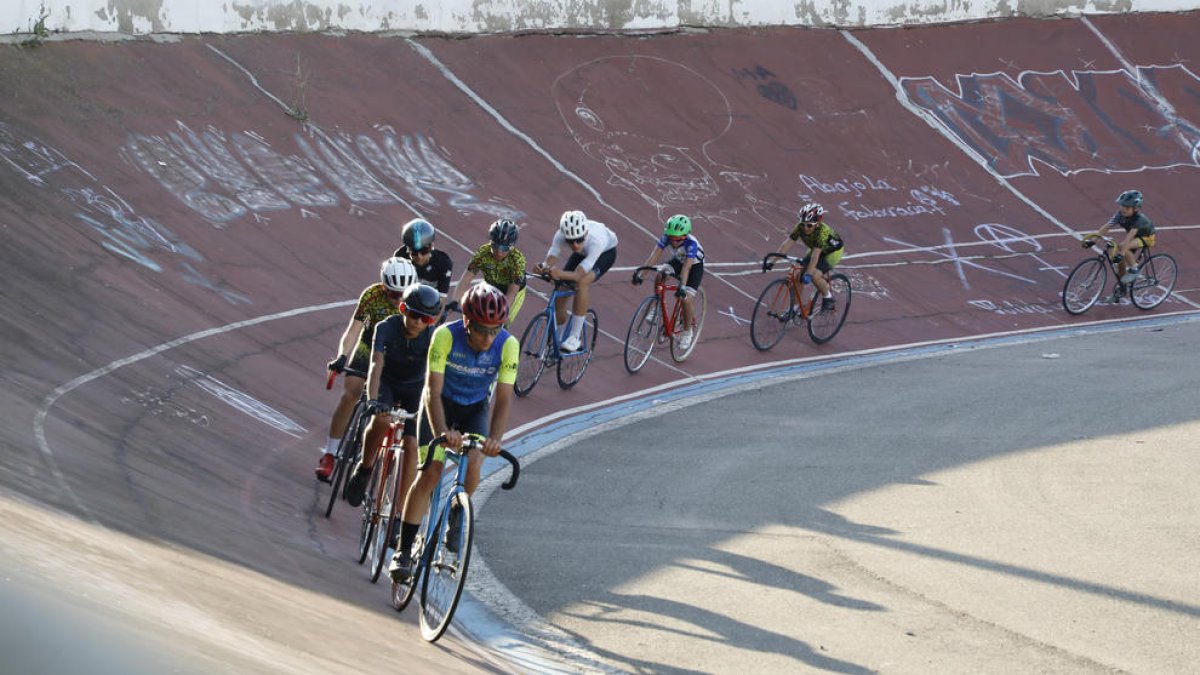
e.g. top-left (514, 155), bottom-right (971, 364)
top-left (443, 429), bottom-right (463, 450)
top-left (631, 271), bottom-right (643, 286)
top-left (327, 354), bottom-right (347, 373)
top-left (657, 263), bottom-right (674, 276)
top-left (762, 258), bottom-right (774, 272)
top-left (1082, 237), bottom-right (1096, 248)
top-left (366, 399), bottom-right (387, 415)
top-left (801, 273), bottom-right (813, 284)
top-left (674, 286), bottom-right (687, 298)
top-left (481, 436), bottom-right (502, 457)
top-left (444, 300), bottom-right (460, 314)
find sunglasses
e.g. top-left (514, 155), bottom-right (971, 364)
top-left (412, 246), bottom-right (433, 256)
top-left (467, 322), bottom-right (503, 337)
top-left (566, 236), bottom-right (585, 245)
top-left (667, 235), bottom-right (687, 244)
top-left (406, 309), bottom-right (437, 325)
top-left (800, 221), bottom-right (817, 228)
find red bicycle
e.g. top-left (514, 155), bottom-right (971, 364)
top-left (623, 266), bottom-right (707, 373)
top-left (358, 405), bottom-right (416, 583)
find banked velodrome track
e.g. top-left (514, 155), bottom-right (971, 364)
top-left (2, 13), bottom-right (1199, 673)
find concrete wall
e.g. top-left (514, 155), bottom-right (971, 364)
top-left (4, 0), bottom-right (1197, 36)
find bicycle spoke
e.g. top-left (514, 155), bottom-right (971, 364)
top-left (557, 310), bottom-right (597, 389)
top-left (419, 492), bottom-right (474, 642)
top-left (807, 274), bottom-right (852, 344)
top-left (624, 296), bottom-right (659, 373)
top-left (1131, 253), bottom-right (1177, 310)
top-left (515, 313), bottom-right (550, 397)
top-left (1062, 258), bottom-right (1107, 315)
top-left (751, 278), bottom-right (794, 351)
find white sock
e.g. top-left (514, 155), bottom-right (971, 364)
top-left (562, 313), bottom-right (577, 339)
top-left (824, 292), bottom-right (833, 299)
top-left (570, 315), bottom-right (585, 340)
top-left (324, 437), bottom-right (339, 456)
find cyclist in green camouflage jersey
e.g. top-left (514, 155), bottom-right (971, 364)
top-left (453, 218), bottom-right (528, 326)
top-left (773, 202), bottom-right (845, 312)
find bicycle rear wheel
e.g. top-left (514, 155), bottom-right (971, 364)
top-left (750, 278), bottom-right (794, 351)
top-left (1130, 253), bottom-right (1177, 310)
top-left (356, 452), bottom-right (385, 564)
top-left (1062, 257), bottom-right (1107, 315)
top-left (368, 449), bottom-right (398, 582)
top-left (670, 287), bottom-right (707, 361)
top-left (557, 309), bottom-right (597, 389)
top-left (807, 274), bottom-right (851, 344)
top-left (515, 313), bottom-right (551, 397)
top-left (419, 492), bottom-right (474, 643)
top-left (324, 402), bottom-right (365, 518)
top-left (623, 296), bottom-right (659, 373)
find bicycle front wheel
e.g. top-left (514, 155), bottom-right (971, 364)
top-left (623, 296), bottom-right (659, 374)
top-left (1062, 257), bottom-right (1107, 315)
top-left (807, 274), bottom-right (851, 344)
top-left (368, 449), bottom-right (398, 583)
top-left (1131, 253), bottom-right (1177, 310)
top-left (670, 286), bottom-right (706, 362)
top-left (557, 309), bottom-right (597, 389)
top-left (356, 452), bottom-right (385, 564)
top-left (750, 278), bottom-right (794, 351)
top-left (325, 401), bottom-right (366, 518)
top-left (515, 313), bottom-right (551, 397)
top-left (390, 508), bottom-right (430, 613)
top-left (419, 491), bottom-right (474, 643)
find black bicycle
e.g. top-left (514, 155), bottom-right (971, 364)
top-left (1062, 235), bottom-right (1178, 314)
top-left (322, 366), bottom-right (370, 518)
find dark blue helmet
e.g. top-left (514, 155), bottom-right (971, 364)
top-left (401, 283), bottom-right (442, 318)
top-left (402, 218), bottom-right (436, 251)
top-left (1116, 190), bottom-right (1143, 208)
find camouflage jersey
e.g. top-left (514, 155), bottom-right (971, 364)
top-left (352, 283), bottom-right (401, 362)
top-left (788, 221), bottom-right (844, 252)
top-left (467, 244), bottom-right (527, 290)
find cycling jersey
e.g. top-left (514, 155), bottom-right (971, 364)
top-left (656, 233), bottom-right (705, 262)
top-left (351, 284), bottom-right (402, 363)
top-left (546, 220), bottom-right (619, 273)
top-left (467, 244), bottom-right (527, 290)
top-left (1108, 211), bottom-right (1155, 238)
top-left (394, 245), bottom-right (455, 295)
top-left (427, 320), bottom-right (519, 406)
top-left (371, 315), bottom-right (433, 387)
top-left (789, 222), bottom-right (844, 252)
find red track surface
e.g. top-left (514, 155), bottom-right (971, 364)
top-left (2, 14), bottom-right (1198, 668)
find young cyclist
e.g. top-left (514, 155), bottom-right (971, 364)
top-left (453, 218), bottom-right (528, 327)
top-left (532, 209), bottom-right (618, 352)
top-left (389, 283), bottom-right (519, 582)
top-left (637, 214), bottom-right (704, 350)
top-left (1086, 189), bottom-right (1156, 302)
top-left (394, 217), bottom-right (455, 302)
top-left (343, 283), bottom-right (441, 508)
top-left (771, 202), bottom-right (845, 312)
top-left (317, 257), bottom-right (418, 481)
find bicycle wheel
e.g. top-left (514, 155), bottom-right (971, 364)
top-left (1062, 257), bottom-right (1107, 315)
top-left (368, 449), bottom-right (398, 582)
top-left (670, 287), bottom-right (707, 362)
top-left (515, 313), bottom-right (551, 397)
top-left (324, 402), bottom-right (365, 518)
top-left (419, 491), bottom-right (474, 643)
top-left (807, 274), bottom-right (852, 344)
top-left (390, 509), bottom-right (429, 613)
top-left (556, 309), bottom-right (597, 389)
top-left (750, 278), bottom-right (795, 351)
top-left (1131, 253), bottom-right (1177, 310)
top-left (623, 296), bottom-right (659, 374)
top-left (356, 451), bottom-right (384, 564)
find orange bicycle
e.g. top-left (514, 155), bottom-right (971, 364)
top-left (624, 266), bottom-right (707, 372)
top-left (750, 253), bottom-right (851, 351)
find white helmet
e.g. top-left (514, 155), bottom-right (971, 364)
top-left (380, 257), bottom-right (418, 292)
top-left (559, 210), bottom-right (588, 240)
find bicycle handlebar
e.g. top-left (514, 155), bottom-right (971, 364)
top-left (761, 252), bottom-right (798, 273)
top-left (419, 434), bottom-right (521, 490)
top-left (326, 366), bottom-right (368, 389)
top-left (631, 265), bottom-right (678, 286)
top-left (529, 271), bottom-right (577, 291)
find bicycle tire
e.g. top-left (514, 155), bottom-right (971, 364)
top-left (515, 313), bottom-right (551, 397)
top-left (556, 309), bottom-right (597, 389)
top-left (356, 451), bottom-right (384, 564)
top-left (670, 287), bottom-right (706, 362)
top-left (324, 401), bottom-right (365, 518)
top-left (807, 274), bottom-right (851, 344)
top-left (1062, 257), bottom-right (1107, 315)
top-left (623, 295), bottom-right (659, 374)
top-left (750, 278), bottom-right (794, 351)
top-left (367, 448), bottom-right (397, 580)
top-left (419, 491), bottom-right (474, 643)
top-left (1130, 253), bottom-right (1177, 310)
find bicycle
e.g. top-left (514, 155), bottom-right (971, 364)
top-left (624, 266), bottom-right (708, 373)
top-left (322, 366), bottom-right (371, 518)
top-left (1062, 234), bottom-right (1178, 314)
top-left (358, 405), bottom-right (417, 582)
top-left (389, 434), bottom-right (520, 643)
top-left (513, 274), bottom-right (598, 397)
top-left (750, 253), bottom-right (852, 351)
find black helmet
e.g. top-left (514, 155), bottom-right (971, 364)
top-left (402, 218), bottom-right (436, 251)
top-left (1115, 190), bottom-right (1143, 208)
top-left (489, 218), bottom-right (519, 251)
top-left (401, 283), bottom-right (442, 318)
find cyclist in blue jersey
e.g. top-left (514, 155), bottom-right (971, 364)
top-left (389, 283), bottom-right (519, 582)
top-left (637, 214), bottom-right (704, 351)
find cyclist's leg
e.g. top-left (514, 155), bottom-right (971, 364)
top-left (359, 380), bottom-right (398, 470)
top-left (454, 399), bottom-right (490, 495)
top-left (681, 261), bottom-right (703, 328)
top-left (505, 286), bottom-right (527, 328)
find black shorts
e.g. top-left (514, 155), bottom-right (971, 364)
top-left (377, 380), bottom-right (422, 436)
top-left (799, 254), bottom-right (835, 274)
top-left (667, 258), bottom-right (704, 290)
top-left (417, 396), bottom-right (489, 447)
top-left (564, 246), bottom-right (617, 281)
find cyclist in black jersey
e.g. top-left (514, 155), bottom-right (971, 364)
top-left (1087, 189), bottom-right (1157, 302)
top-left (395, 217), bottom-right (454, 300)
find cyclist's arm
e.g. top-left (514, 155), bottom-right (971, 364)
top-left (366, 350), bottom-right (385, 403)
top-left (774, 236), bottom-right (795, 257)
top-left (483, 335), bottom-right (519, 456)
top-left (453, 268), bottom-right (477, 305)
top-left (336, 318), bottom-right (364, 360)
top-left (424, 326), bottom-right (455, 446)
top-left (642, 245), bottom-right (664, 268)
top-left (679, 256), bottom-right (696, 283)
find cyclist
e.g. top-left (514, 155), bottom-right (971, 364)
top-left (637, 214), bottom-right (704, 350)
top-left (771, 202), bottom-right (844, 312)
top-left (389, 283), bottom-right (519, 582)
top-left (532, 209), bottom-right (618, 352)
top-left (395, 217), bottom-right (455, 303)
top-left (1086, 189), bottom-right (1156, 302)
top-left (453, 218), bottom-right (528, 327)
top-left (317, 257), bottom-right (418, 481)
top-left (343, 283), bottom-right (441, 508)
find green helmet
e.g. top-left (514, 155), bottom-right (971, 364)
top-left (664, 214), bottom-right (692, 237)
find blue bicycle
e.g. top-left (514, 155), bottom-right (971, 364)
top-left (389, 434), bottom-right (519, 643)
top-left (513, 274), bottom-right (599, 397)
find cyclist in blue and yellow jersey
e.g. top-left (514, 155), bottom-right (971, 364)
top-left (317, 257), bottom-right (418, 482)
top-left (453, 218), bottom-right (528, 327)
top-left (395, 218), bottom-right (455, 301)
top-left (638, 214), bottom-right (705, 351)
top-left (533, 209), bottom-right (619, 352)
top-left (342, 283), bottom-right (441, 508)
top-left (772, 202), bottom-right (845, 312)
top-left (389, 283), bottom-right (518, 582)
top-left (1086, 189), bottom-right (1156, 302)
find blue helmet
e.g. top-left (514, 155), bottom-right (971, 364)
top-left (489, 218), bottom-right (519, 251)
top-left (1116, 190), bottom-right (1143, 208)
top-left (402, 218), bottom-right (436, 251)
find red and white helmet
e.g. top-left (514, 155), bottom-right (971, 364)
top-left (462, 282), bottom-right (509, 326)
top-left (798, 203), bottom-right (825, 224)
